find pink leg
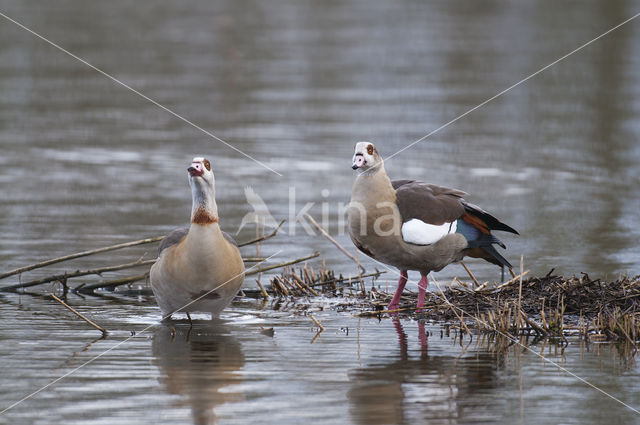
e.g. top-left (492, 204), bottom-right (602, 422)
top-left (416, 274), bottom-right (429, 312)
top-left (387, 270), bottom-right (408, 312)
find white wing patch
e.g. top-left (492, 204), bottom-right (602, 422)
top-left (401, 219), bottom-right (457, 245)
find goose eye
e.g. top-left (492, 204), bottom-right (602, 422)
top-left (367, 145), bottom-right (374, 155)
top-left (203, 159), bottom-right (211, 171)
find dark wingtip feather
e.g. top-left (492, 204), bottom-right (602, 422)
top-left (482, 245), bottom-right (513, 269)
top-left (491, 235), bottom-right (507, 249)
top-left (462, 201), bottom-right (519, 235)
top-left (497, 222), bottom-right (519, 235)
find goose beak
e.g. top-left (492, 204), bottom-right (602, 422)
top-left (352, 154), bottom-right (365, 170)
top-left (188, 164), bottom-right (204, 177)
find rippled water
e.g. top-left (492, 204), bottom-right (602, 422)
top-left (2, 294), bottom-right (639, 424)
top-left (1, 1), bottom-right (640, 423)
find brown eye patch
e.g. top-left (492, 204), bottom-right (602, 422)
top-left (203, 159), bottom-right (211, 171)
top-left (367, 144), bottom-right (374, 155)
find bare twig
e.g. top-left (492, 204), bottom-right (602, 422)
top-left (520, 310), bottom-right (547, 335)
top-left (310, 330), bottom-right (323, 344)
top-left (289, 274), bottom-right (319, 296)
top-left (255, 280), bottom-right (269, 299)
top-left (304, 213), bottom-right (366, 274)
top-left (50, 293), bottom-right (108, 335)
top-left (473, 282), bottom-right (491, 292)
top-left (1, 259), bottom-right (155, 292)
top-left (272, 277), bottom-right (289, 296)
top-left (460, 262), bottom-right (480, 287)
top-left (494, 270), bottom-right (530, 291)
top-left (0, 236), bottom-right (163, 280)
top-left (237, 219), bottom-right (285, 247)
top-left (243, 257), bottom-right (266, 262)
top-left (245, 252), bottom-right (320, 276)
top-left (309, 314), bottom-right (325, 331)
top-left (431, 275), bottom-right (471, 334)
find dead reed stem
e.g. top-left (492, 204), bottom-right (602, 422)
top-left (517, 255), bottom-right (524, 334)
top-left (237, 219), bottom-right (285, 247)
top-left (473, 282), bottom-right (491, 292)
top-left (255, 280), bottom-right (269, 299)
top-left (460, 262), bottom-right (480, 287)
top-left (289, 273), bottom-right (319, 296)
top-left (245, 252), bottom-right (320, 276)
top-left (431, 275), bottom-right (471, 334)
top-left (304, 213), bottom-right (366, 274)
top-left (50, 293), bottom-right (108, 335)
top-left (309, 314), bottom-right (325, 331)
top-left (494, 270), bottom-right (530, 291)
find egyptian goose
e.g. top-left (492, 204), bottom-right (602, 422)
top-left (348, 142), bottom-right (518, 311)
top-left (150, 157), bottom-right (245, 318)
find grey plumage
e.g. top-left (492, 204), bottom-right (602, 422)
top-left (158, 227), bottom-right (189, 255)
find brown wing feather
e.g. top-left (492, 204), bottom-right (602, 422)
top-left (158, 227), bottom-right (188, 255)
top-left (391, 179), bottom-right (415, 190)
top-left (221, 231), bottom-right (239, 247)
top-left (350, 234), bottom-right (376, 260)
top-left (393, 180), bottom-right (467, 225)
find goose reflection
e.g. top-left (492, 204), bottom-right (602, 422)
top-left (152, 321), bottom-right (245, 425)
top-left (348, 318), bottom-right (499, 424)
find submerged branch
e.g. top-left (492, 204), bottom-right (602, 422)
top-left (0, 226), bottom-right (277, 286)
top-left (1, 259), bottom-right (156, 292)
top-left (76, 273), bottom-right (149, 294)
top-left (0, 236), bottom-right (163, 280)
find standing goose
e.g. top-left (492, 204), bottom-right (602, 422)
top-left (348, 142), bottom-right (518, 311)
top-left (150, 157), bottom-right (245, 319)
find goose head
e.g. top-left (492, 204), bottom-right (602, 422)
top-left (352, 141), bottom-right (383, 173)
top-left (188, 157), bottom-right (218, 223)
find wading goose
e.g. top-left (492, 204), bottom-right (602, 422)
top-left (150, 157), bottom-right (245, 318)
top-left (348, 142), bottom-right (518, 311)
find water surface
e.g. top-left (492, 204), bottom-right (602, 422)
top-left (1, 1), bottom-right (639, 423)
